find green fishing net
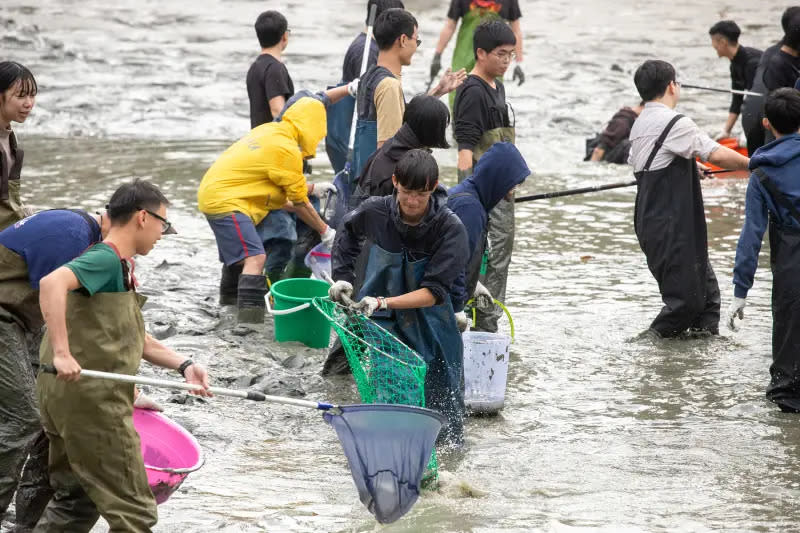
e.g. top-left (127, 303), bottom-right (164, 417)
top-left (312, 297), bottom-right (439, 478)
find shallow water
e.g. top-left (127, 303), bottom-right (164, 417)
top-left (3, 0), bottom-right (799, 531)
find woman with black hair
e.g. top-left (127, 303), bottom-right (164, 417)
top-left (330, 149), bottom-right (469, 445)
top-left (0, 61), bottom-right (36, 231)
top-left (350, 94), bottom-right (450, 209)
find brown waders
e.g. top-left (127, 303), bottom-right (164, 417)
top-left (470, 126), bottom-right (516, 333)
top-left (0, 245), bottom-right (51, 530)
top-left (35, 290), bottom-right (157, 533)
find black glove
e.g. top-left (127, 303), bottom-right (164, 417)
top-left (430, 53), bottom-right (442, 81)
top-left (512, 65), bottom-right (525, 86)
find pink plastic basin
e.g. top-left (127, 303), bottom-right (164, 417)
top-left (133, 407), bottom-right (204, 504)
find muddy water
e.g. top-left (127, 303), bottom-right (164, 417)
top-left (4, 0), bottom-right (800, 531)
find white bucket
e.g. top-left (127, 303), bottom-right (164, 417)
top-left (461, 331), bottom-right (511, 414)
top-left (304, 243), bottom-right (332, 281)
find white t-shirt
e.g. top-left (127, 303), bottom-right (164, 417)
top-left (628, 102), bottom-right (718, 172)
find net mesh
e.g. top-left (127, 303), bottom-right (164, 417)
top-left (312, 297), bottom-right (438, 477)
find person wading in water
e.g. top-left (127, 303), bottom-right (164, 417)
top-left (628, 59), bottom-right (749, 338)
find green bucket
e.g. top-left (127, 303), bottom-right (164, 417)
top-left (267, 278), bottom-right (332, 348)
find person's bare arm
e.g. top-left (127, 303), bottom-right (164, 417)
top-left (457, 149), bottom-right (474, 171)
top-left (510, 19), bottom-right (524, 62)
top-left (291, 201), bottom-right (328, 234)
top-left (435, 18), bottom-right (458, 55)
top-left (39, 267), bottom-right (83, 381)
top-left (386, 288), bottom-right (436, 309)
top-left (590, 146), bottom-right (606, 162)
top-left (722, 112), bottom-right (739, 136)
top-left (324, 85), bottom-right (350, 105)
top-left (707, 145), bottom-right (750, 170)
top-left (142, 335), bottom-right (211, 396)
top-left (269, 95), bottom-right (286, 119)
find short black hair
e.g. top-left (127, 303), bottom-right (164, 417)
top-left (633, 60), bottom-right (676, 102)
top-left (106, 179), bottom-right (170, 225)
top-left (473, 20), bottom-right (516, 58)
top-left (367, 0), bottom-right (405, 25)
top-left (394, 149), bottom-right (438, 191)
top-left (403, 95), bottom-right (450, 149)
top-left (373, 8), bottom-right (417, 51)
top-left (708, 20), bottom-right (740, 44)
top-left (784, 11), bottom-right (800, 50)
top-left (255, 11), bottom-right (288, 49)
top-left (0, 61), bottom-right (37, 97)
top-left (783, 7), bottom-right (800, 34)
top-left (765, 88), bottom-right (800, 134)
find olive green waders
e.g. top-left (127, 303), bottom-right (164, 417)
top-left (0, 244), bottom-right (51, 529)
top-left (35, 291), bottom-right (157, 533)
top-left (470, 126), bottom-right (516, 333)
top-left (0, 180), bottom-right (26, 231)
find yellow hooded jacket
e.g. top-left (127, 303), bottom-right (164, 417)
top-left (197, 97), bottom-right (327, 225)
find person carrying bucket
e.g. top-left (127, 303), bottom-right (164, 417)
top-left (352, 8), bottom-right (465, 178)
top-left (34, 180), bottom-right (211, 532)
top-left (727, 88), bottom-right (800, 413)
top-left (198, 90), bottom-right (349, 323)
top-left (329, 149), bottom-right (469, 445)
top-left (0, 208), bottom-right (112, 530)
top-left (326, 0), bottom-right (405, 174)
top-left (707, 21), bottom-right (762, 152)
top-left (430, 0), bottom-right (524, 109)
top-left (628, 60), bottom-right (749, 338)
top-left (452, 20), bottom-right (517, 334)
top-left (447, 142), bottom-right (530, 330)
top-left (0, 61), bottom-right (37, 231)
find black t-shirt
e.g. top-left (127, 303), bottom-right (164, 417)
top-left (729, 45), bottom-right (762, 114)
top-left (447, 0), bottom-right (521, 21)
top-left (342, 33), bottom-right (379, 83)
top-left (453, 74), bottom-right (509, 150)
top-left (762, 46), bottom-right (800, 92)
top-left (246, 54), bottom-right (294, 128)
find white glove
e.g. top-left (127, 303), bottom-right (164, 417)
top-left (347, 78), bottom-right (359, 98)
top-left (713, 129), bottom-right (731, 141)
top-left (726, 297), bottom-right (746, 330)
top-left (134, 391), bottom-right (164, 412)
top-left (328, 280), bottom-right (354, 304)
top-left (310, 182), bottom-right (337, 198)
top-left (320, 225), bottom-right (336, 248)
top-left (455, 311), bottom-right (469, 332)
top-left (351, 296), bottom-right (387, 317)
top-left (472, 281), bottom-right (493, 310)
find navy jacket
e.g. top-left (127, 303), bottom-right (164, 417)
top-left (447, 142), bottom-right (530, 309)
top-left (333, 186), bottom-right (469, 305)
top-left (733, 133), bottom-right (800, 297)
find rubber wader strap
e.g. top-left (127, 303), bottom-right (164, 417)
top-left (754, 167), bottom-right (800, 225)
top-left (642, 114), bottom-right (685, 172)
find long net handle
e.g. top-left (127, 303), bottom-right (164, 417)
top-left (346, 4), bottom-right (378, 152)
top-left (39, 365), bottom-right (333, 410)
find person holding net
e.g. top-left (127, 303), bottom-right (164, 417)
top-left (329, 149), bottom-right (469, 445)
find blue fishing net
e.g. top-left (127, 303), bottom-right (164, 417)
top-left (323, 404), bottom-right (446, 524)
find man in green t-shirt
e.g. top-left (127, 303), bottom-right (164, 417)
top-left (35, 180), bottom-right (211, 532)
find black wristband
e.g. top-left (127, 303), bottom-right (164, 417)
top-left (178, 359), bottom-right (194, 377)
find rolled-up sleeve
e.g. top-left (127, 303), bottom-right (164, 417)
top-left (665, 117), bottom-right (719, 162)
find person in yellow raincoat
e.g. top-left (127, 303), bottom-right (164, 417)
top-left (198, 89), bottom-right (347, 323)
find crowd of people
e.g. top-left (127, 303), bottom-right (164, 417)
top-left (2, 1), bottom-right (800, 531)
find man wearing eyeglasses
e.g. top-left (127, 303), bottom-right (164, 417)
top-left (352, 8), bottom-right (465, 178)
top-left (34, 179), bottom-right (211, 532)
top-left (629, 60), bottom-right (749, 338)
top-left (451, 20), bottom-right (517, 333)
